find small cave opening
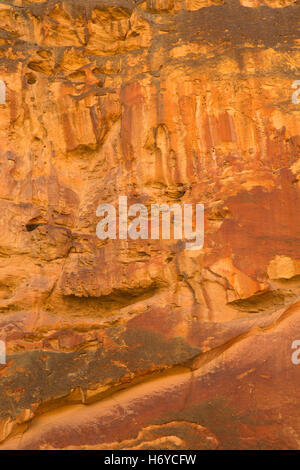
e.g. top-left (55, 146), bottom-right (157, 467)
top-left (25, 223), bottom-right (41, 232)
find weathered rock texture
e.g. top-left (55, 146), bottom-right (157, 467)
top-left (0, 0), bottom-right (299, 450)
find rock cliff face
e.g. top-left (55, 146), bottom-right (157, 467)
top-left (0, 0), bottom-right (299, 450)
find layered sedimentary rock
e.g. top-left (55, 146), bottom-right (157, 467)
top-left (0, 0), bottom-right (299, 450)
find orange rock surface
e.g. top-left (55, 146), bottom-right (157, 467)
top-left (0, 0), bottom-right (299, 450)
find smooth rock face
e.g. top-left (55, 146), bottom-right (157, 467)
top-left (0, 0), bottom-right (299, 450)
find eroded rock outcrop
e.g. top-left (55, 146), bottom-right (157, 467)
top-left (0, 0), bottom-right (299, 449)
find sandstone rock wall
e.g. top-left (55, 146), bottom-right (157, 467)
top-left (0, 0), bottom-right (299, 449)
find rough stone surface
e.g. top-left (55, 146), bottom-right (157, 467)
top-left (0, 0), bottom-right (299, 450)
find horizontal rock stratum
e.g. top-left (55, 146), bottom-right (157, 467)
top-left (0, 0), bottom-right (299, 450)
